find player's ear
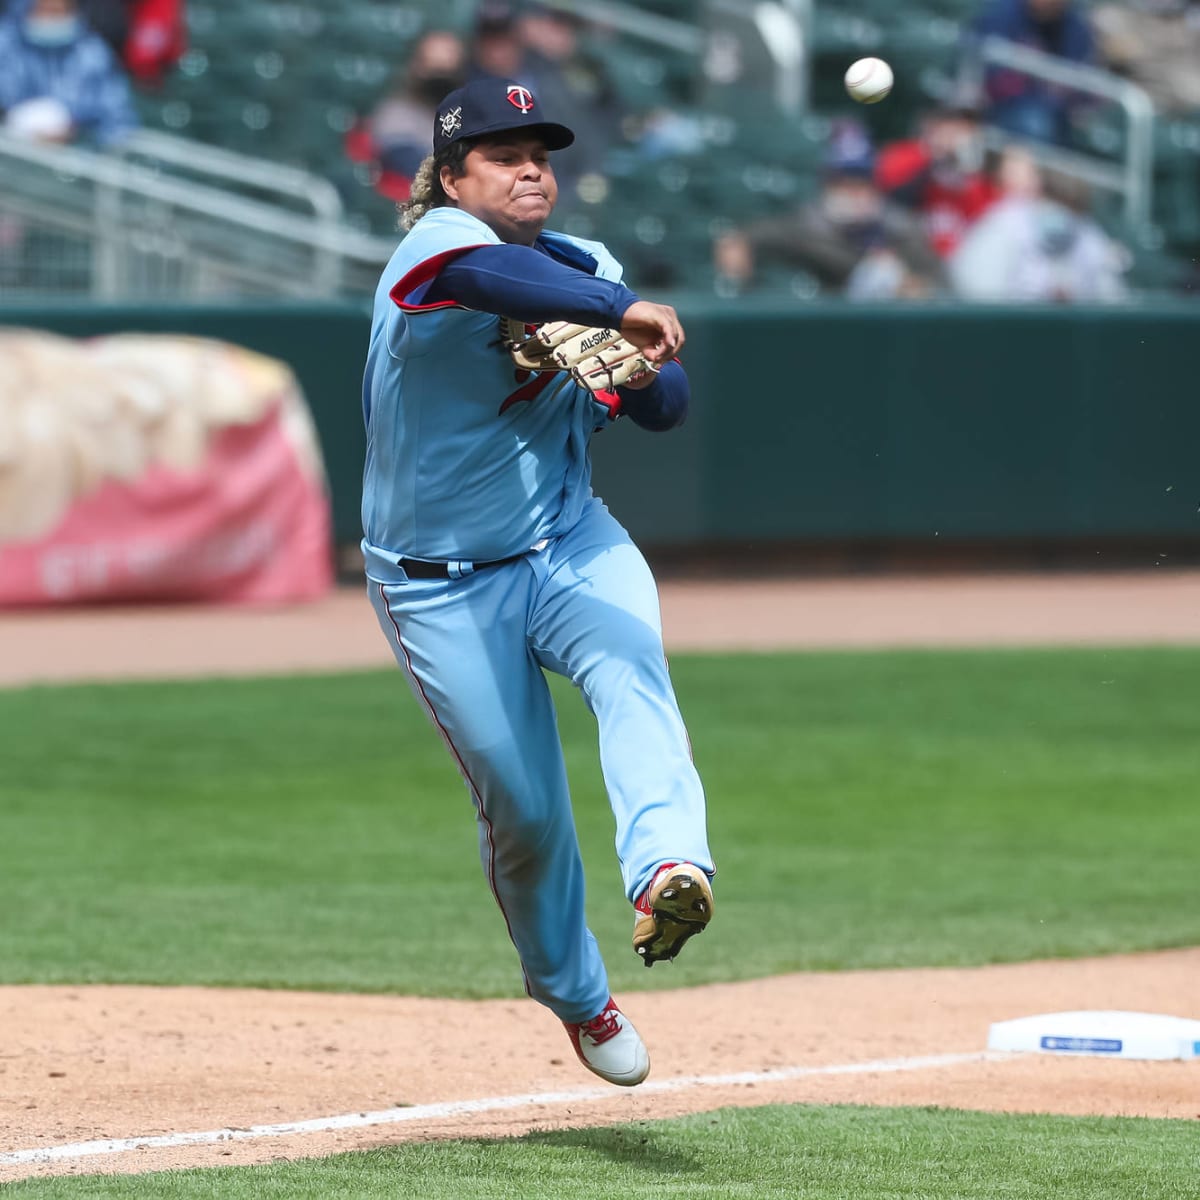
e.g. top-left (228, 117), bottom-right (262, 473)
top-left (439, 165), bottom-right (461, 203)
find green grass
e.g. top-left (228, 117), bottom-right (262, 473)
top-left (7, 1104), bottom-right (1200, 1199)
top-left (1, 648), bottom-right (1197, 995)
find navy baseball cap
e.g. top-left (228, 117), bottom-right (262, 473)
top-left (433, 78), bottom-right (575, 153)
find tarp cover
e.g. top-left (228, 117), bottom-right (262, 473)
top-left (0, 330), bottom-right (334, 604)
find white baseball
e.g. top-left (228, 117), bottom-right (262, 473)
top-left (844, 57), bottom-right (894, 105)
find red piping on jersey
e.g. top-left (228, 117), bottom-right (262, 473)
top-left (390, 244), bottom-right (492, 311)
top-left (593, 389), bottom-right (621, 417)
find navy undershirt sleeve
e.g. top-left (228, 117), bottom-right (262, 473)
top-left (617, 360), bottom-right (689, 432)
top-left (424, 243), bottom-right (640, 328)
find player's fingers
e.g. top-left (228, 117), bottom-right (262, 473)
top-left (662, 309), bottom-right (684, 359)
top-left (619, 301), bottom-right (685, 365)
top-left (642, 323), bottom-right (679, 365)
top-left (644, 306), bottom-right (684, 364)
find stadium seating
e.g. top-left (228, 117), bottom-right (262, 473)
top-left (133, 0), bottom-right (1200, 297)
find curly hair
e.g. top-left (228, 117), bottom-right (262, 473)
top-left (399, 139), bottom-right (476, 231)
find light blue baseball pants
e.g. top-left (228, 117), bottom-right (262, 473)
top-left (369, 496), bottom-right (713, 1024)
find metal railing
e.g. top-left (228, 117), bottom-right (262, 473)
top-left (117, 128), bottom-right (346, 224)
top-left (962, 35), bottom-right (1157, 233)
top-left (0, 129), bottom-right (397, 301)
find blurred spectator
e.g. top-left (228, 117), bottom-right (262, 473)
top-left (948, 147), bottom-right (1129, 301)
top-left (0, 0), bottom-right (140, 146)
top-left (467, 0), bottom-right (524, 82)
top-left (6, 0), bottom-right (184, 86)
top-left (345, 29), bottom-right (468, 203)
top-left (969, 0), bottom-right (1096, 144)
top-left (121, 0), bottom-right (185, 87)
top-left (713, 120), bottom-right (945, 300)
top-left (1092, 0), bottom-right (1200, 114)
top-left (513, 3), bottom-right (623, 198)
top-left (876, 104), bottom-right (1002, 258)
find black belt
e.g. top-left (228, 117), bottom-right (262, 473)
top-left (396, 551), bottom-right (528, 580)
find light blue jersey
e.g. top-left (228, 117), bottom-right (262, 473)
top-left (361, 207), bottom-right (625, 582)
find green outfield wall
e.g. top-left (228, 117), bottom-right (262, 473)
top-left (3, 301), bottom-right (1197, 550)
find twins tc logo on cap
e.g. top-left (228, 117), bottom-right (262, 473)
top-left (506, 85), bottom-right (535, 113)
top-left (432, 79), bottom-right (576, 151)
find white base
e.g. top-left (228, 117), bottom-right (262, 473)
top-left (988, 1011), bottom-right (1200, 1060)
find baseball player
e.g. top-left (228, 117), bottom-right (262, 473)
top-left (362, 78), bottom-right (715, 1088)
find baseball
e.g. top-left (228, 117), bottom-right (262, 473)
top-left (844, 57), bottom-right (894, 104)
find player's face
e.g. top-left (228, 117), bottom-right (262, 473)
top-left (442, 136), bottom-right (558, 245)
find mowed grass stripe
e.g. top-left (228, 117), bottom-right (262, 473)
top-left (6, 1103), bottom-right (1199, 1199)
top-left (0, 648), bottom-right (1197, 993)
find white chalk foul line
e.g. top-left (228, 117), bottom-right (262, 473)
top-left (1, 1050), bottom-right (1012, 1168)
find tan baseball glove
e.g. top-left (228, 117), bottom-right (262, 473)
top-left (501, 318), bottom-right (659, 394)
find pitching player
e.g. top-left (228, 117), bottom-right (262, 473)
top-left (362, 78), bottom-right (715, 1087)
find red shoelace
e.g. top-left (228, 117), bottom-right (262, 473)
top-left (579, 1008), bottom-right (622, 1045)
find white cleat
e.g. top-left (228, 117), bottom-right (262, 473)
top-left (563, 997), bottom-right (650, 1087)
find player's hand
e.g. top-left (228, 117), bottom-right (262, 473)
top-left (619, 301), bottom-right (684, 365)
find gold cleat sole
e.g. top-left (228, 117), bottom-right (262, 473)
top-left (632, 865), bottom-right (714, 967)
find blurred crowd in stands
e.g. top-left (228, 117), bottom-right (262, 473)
top-left (345, 2), bottom-right (626, 207)
top-left (973, 0), bottom-right (1200, 136)
top-left (0, 0), bottom-right (182, 145)
top-left (338, 0), bottom-right (1199, 302)
top-left (2, 0), bottom-right (1200, 301)
top-left (713, 106), bottom-right (1131, 303)
top-left (709, 0), bottom-right (1199, 300)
